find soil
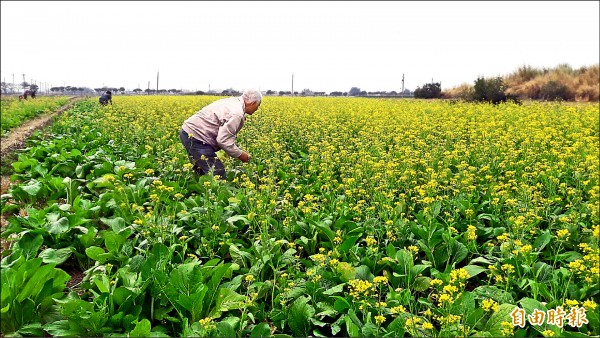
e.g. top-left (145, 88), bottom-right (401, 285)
top-left (0, 97), bottom-right (81, 251)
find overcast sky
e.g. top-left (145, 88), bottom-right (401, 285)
top-left (1, 1), bottom-right (599, 93)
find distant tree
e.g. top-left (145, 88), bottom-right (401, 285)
top-left (301, 89), bottom-right (313, 96)
top-left (1, 82), bottom-right (8, 93)
top-left (330, 91), bottom-right (344, 96)
top-left (133, 88), bottom-right (142, 94)
top-left (266, 90), bottom-right (275, 95)
top-left (472, 77), bottom-right (512, 103)
top-left (349, 87), bottom-right (361, 96)
top-left (414, 82), bottom-right (442, 99)
top-left (119, 87), bottom-right (126, 94)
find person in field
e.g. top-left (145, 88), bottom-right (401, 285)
top-left (179, 89), bottom-right (262, 179)
top-left (99, 91), bottom-right (113, 106)
top-left (19, 90), bottom-right (37, 100)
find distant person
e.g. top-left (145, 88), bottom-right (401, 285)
top-left (99, 91), bottom-right (113, 106)
top-left (179, 89), bottom-right (262, 179)
top-left (19, 89), bottom-right (36, 101)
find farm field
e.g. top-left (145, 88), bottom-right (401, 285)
top-left (0, 96), bottom-right (598, 337)
top-left (0, 96), bottom-right (70, 137)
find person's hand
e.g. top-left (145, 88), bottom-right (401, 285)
top-left (238, 151), bottom-right (251, 163)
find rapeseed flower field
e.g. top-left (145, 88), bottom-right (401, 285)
top-left (1, 96), bottom-right (598, 337)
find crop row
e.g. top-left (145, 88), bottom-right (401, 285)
top-left (1, 97), bottom-right (598, 337)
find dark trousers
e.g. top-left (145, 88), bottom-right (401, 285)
top-left (179, 129), bottom-right (225, 178)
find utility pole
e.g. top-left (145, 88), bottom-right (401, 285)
top-left (291, 73), bottom-right (294, 96)
top-left (401, 73), bottom-right (405, 97)
top-left (156, 70), bottom-right (159, 94)
top-left (22, 74), bottom-right (26, 90)
top-left (12, 73), bottom-right (14, 93)
top-left (147, 81), bottom-right (150, 95)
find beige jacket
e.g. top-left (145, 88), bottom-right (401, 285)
top-left (182, 96), bottom-right (246, 158)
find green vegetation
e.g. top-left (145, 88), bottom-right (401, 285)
top-left (1, 96), bottom-right (598, 337)
top-left (0, 96), bottom-right (70, 137)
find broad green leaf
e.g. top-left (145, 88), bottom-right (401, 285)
top-left (17, 264), bottom-right (60, 302)
top-left (386, 317), bottom-right (406, 336)
top-left (345, 315), bottom-right (360, 337)
top-left (86, 246), bottom-right (107, 263)
top-left (314, 220), bottom-right (335, 242)
top-left (450, 240), bottom-right (468, 264)
top-left (14, 233), bottom-right (44, 259)
top-left (288, 297), bottom-right (315, 337)
top-left (469, 256), bottom-right (495, 265)
top-left (21, 180), bottom-right (42, 196)
top-left (94, 275), bottom-right (110, 293)
top-left (129, 319), bottom-right (151, 337)
top-left (250, 322), bottom-right (271, 338)
top-left (518, 298), bottom-right (561, 336)
top-left (100, 217), bottom-right (126, 233)
top-left (485, 303), bottom-right (516, 336)
top-left (16, 322), bottom-right (44, 336)
top-left (354, 265), bottom-right (372, 281)
top-left (450, 292), bottom-right (476, 316)
top-left (141, 243), bottom-right (170, 279)
top-left (332, 296), bottom-right (351, 313)
top-left (462, 265), bottom-right (488, 279)
top-left (410, 264), bottom-right (429, 277)
top-left (533, 231), bottom-right (552, 251)
top-left (203, 262), bottom-right (232, 313)
top-left (113, 287), bottom-right (134, 306)
top-left (43, 320), bottom-right (79, 336)
top-left (533, 262), bottom-right (553, 282)
top-left (226, 215), bottom-right (249, 226)
top-left (212, 288), bottom-right (246, 315)
top-left (39, 247), bottom-right (72, 264)
top-left (473, 285), bottom-right (515, 304)
top-left (339, 235), bottom-right (361, 254)
top-left (395, 249), bottom-right (414, 275)
top-left (413, 276), bottom-right (431, 292)
top-left (323, 283), bottom-right (345, 295)
top-left (46, 213), bottom-right (70, 235)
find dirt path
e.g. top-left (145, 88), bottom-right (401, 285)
top-left (1, 97), bottom-right (83, 251)
top-left (1, 97), bottom-right (81, 194)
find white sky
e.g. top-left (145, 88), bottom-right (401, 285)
top-left (1, 1), bottom-right (599, 93)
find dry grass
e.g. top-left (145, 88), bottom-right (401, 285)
top-left (444, 63), bottom-right (599, 101)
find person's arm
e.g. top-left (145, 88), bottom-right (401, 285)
top-left (216, 115), bottom-right (247, 160)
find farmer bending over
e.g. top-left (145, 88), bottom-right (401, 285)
top-left (99, 91), bottom-right (113, 106)
top-left (179, 89), bottom-right (261, 179)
